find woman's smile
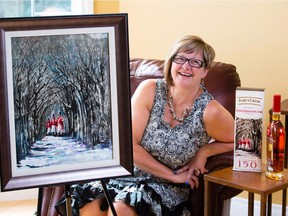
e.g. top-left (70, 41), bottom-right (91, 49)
top-left (178, 71), bottom-right (193, 77)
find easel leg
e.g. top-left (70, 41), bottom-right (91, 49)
top-left (100, 180), bottom-right (117, 216)
top-left (65, 185), bottom-right (72, 216)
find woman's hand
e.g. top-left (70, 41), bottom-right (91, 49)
top-left (174, 139), bottom-right (234, 189)
top-left (174, 148), bottom-right (209, 189)
top-left (171, 171), bottom-right (189, 184)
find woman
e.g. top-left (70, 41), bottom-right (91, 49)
top-left (60, 35), bottom-right (234, 216)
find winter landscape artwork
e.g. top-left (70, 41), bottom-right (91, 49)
top-left (0, 14), bottom-right (132, 191)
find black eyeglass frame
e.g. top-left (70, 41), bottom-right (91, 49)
top-left (172, 55), bottom-right (205, 68)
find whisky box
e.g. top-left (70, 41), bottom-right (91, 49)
top-left (233, 87), bottom-right (265, 172)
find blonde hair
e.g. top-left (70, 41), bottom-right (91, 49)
top-left (164, 35), bottom-right (215, 87)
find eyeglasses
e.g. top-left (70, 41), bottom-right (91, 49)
top-left (172, 55), bottom-right (204, 68)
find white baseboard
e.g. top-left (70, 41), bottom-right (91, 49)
top-left (230, 197), bottom-right (286, 216)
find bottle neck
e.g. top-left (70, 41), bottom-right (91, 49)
top-left (272, 111), bottom-right (281, 121)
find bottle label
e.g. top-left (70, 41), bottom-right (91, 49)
top-left (268, 142), bottom-right (273, 151)
top-left (267, 138), bottom-right (274, 170)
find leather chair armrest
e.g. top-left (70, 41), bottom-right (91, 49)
top-left (206, 150), bottom-right (234, 172)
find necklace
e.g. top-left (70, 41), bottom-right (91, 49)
top-left (167, 89), bottom-right (199, 122)
top-left (168, 95), bottom-right (190, 122)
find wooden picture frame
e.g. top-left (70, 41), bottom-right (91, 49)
top-left (0, 14), bottom-right (133, 191)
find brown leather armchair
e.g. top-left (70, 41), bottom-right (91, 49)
top-left (37, 58), bottom-right (242, 216)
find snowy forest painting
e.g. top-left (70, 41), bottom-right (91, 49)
top-left (8, 30), bottom-right (115, 174)
top-left (0, 15), bottom-right (132, 191)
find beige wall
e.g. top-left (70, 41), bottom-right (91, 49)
top-left (94, 1), bottom-right (119, 13)
top-left (119, 1), bottom-right (288, 121)
top-left (95, 0), bottom-right (288, 205)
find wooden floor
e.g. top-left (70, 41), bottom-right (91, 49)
top-left (0, 199), bottom-right (37, 216)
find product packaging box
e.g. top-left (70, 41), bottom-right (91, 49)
top-left (233, 87), bottom-right (265, 172)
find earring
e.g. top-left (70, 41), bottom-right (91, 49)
top-left (200, 78), bottom-right (205, 87)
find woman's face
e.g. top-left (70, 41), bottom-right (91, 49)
top-left (170, 52), bottom-right (208, 89)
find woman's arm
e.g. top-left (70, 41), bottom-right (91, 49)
top-left (131, 79), bottom-right (188, 184)
top-left (176, 100), bottom-right (235, 188)
top-left (204, 100), bottom-right (235, 143)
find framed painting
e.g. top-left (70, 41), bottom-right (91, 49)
top-left (0, 14), bottom-right (133, 191)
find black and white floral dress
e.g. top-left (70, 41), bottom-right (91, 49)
top-left (57, 79), bottom-right (213, 216)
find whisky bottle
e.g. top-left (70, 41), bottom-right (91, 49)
top-left (266, 94), bottom-right (286, 180)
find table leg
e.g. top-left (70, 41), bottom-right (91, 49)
top-left (204, 180), bottom-right (210, 216)
top-left (268, 194), bottom-right (272, 216)
top-left (260, 195), bottom-right (267, 216)
top-left (248, 192), bottom-right (254, 216)
top-left (282, 189), bottom-right (287, 216)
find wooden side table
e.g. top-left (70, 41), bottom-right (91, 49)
top-left (204, 167), bottom-right (288, 216)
